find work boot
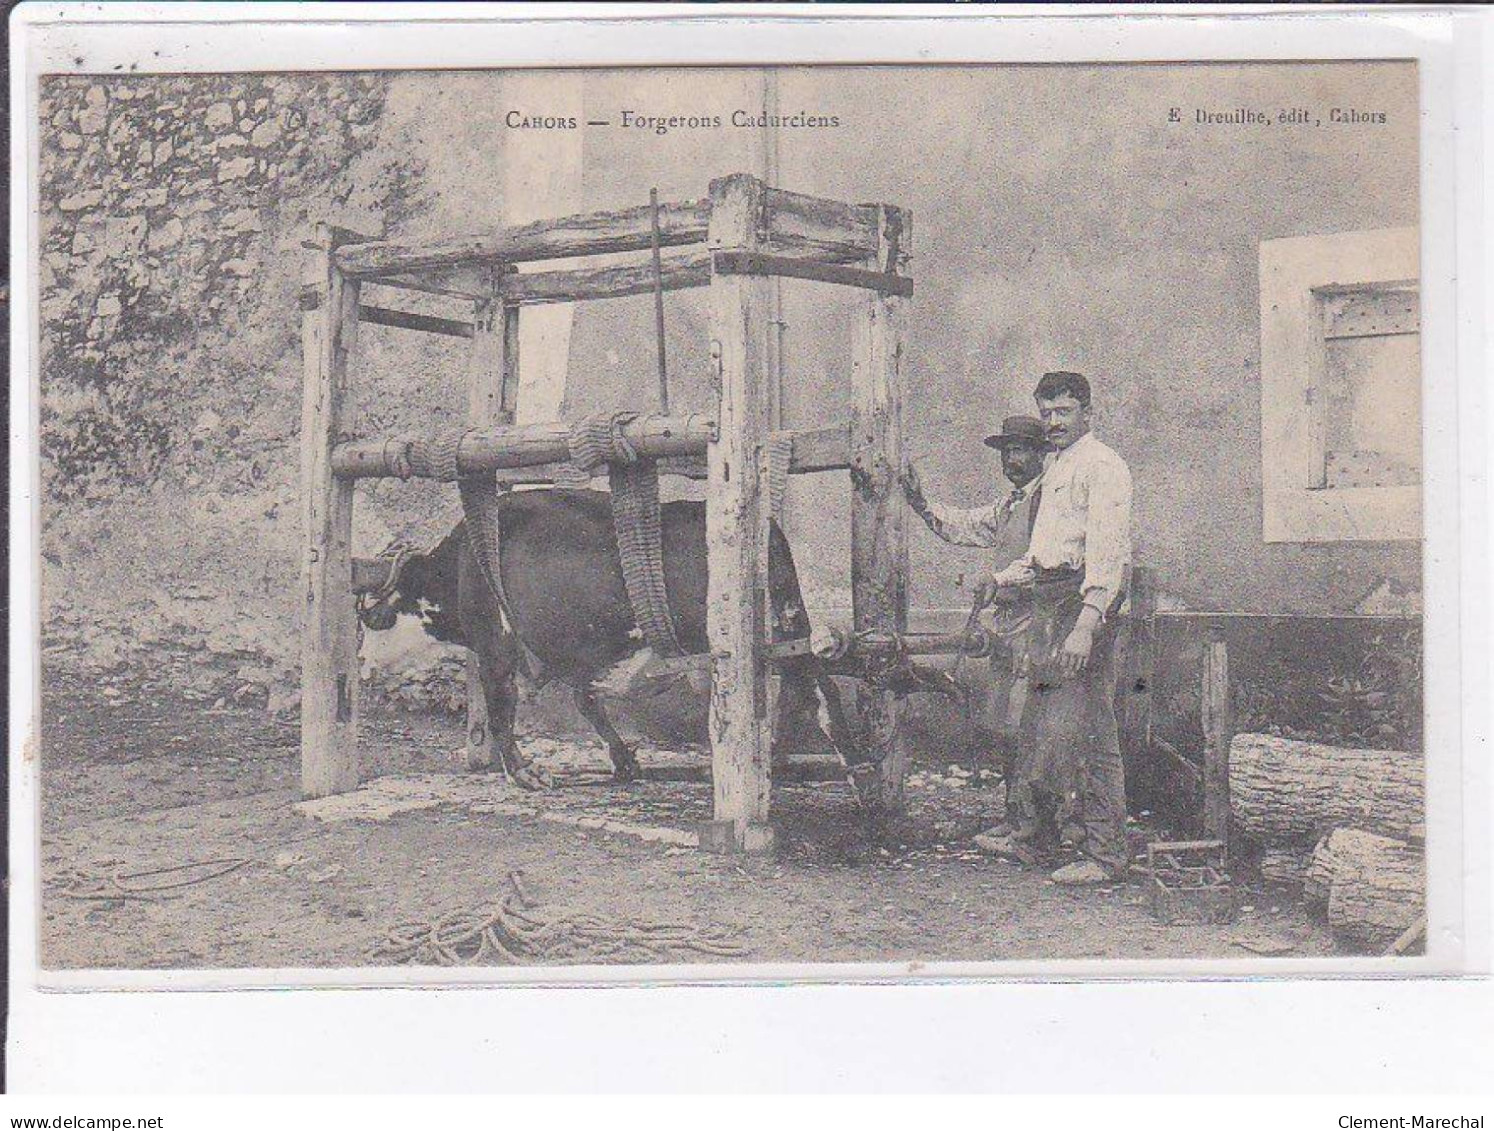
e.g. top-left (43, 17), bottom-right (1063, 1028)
top-left (1049, 859), bottom-right (1115, 886)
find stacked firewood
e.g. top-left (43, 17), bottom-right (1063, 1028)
top-left (1229, 733), bottom-right (1424, 951)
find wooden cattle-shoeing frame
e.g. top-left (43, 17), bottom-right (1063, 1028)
top-left (300, 173), bottom-right (912, 853)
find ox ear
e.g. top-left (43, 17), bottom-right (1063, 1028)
top-left (351, 557), bottom-right (395, 596)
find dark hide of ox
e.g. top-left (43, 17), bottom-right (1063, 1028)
top-left (354, 488), bottom-right (855, 790)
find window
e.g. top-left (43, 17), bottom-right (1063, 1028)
top-left (1259, 227), bottom-right (1420, 543)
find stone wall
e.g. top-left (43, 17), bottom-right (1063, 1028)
top-left (38, 73), bottom-right (438, 709)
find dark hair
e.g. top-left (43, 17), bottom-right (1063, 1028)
top-left (1034, 370), bottom-right (1091, 407)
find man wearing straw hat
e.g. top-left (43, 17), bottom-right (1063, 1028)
top-left (901, 413), bottom-right (1048, 821)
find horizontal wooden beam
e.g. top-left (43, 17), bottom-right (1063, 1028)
top-left (712, 251), bottom-right (913, 297)
top-left (335, 198), bottom-right (711, 278)
top-left (763, 185), bottom-right (879, 264)
top-left (331, 414), bottom-right (716, 479)
top-left (786, 422), bottom-right (852, 472)
top-left (357, 304), bottom-right (474, 339)
top-left (337, 421), bottom-right (850, 482)
top-left (500, 250), bottom-right (712, 306)
top-left (374, 264), bottom-right (495, 300)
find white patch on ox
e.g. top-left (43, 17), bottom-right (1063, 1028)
top-left (359, 610), bottom-right (450, 682)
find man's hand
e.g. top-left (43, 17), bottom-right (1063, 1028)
top-left (1058, 605), bottom-right (1103, 676)
top-left (899, 463), bottom-right (928, 514)
top-left (973, 577), bottom-right (997, 610)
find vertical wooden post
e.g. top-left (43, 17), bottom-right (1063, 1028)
top-left (1119, 565), bottom-right (1157, 795)
top-left (463, 281), bottom-right (515, 770)
top-left (700, 173), bottom-right (775, 854)
top-left (851, 204), bottom-right (911, 811)
top-left (299, 223), bottom-right (367, 798)
top-left (1202, 626), bottom-right (1232, 843)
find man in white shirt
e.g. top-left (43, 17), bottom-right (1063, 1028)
top-left (984, 371), bottom-right (1134, 885)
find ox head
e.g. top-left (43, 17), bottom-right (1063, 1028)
top-left (351, 532), bottom-right (467, 645)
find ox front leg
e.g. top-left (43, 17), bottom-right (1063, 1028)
top-left (573, 686), bottom-right (640, 782)
top-left (471, 635), bottom-right (552, 792)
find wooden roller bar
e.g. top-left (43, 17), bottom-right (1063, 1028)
top-left (330, 414), bottom-right (715, 479)
top-left (332, 420), bottom-right (855, 483)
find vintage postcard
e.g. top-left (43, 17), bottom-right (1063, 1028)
top-left (10, 7), bottom-right (1480, 1001)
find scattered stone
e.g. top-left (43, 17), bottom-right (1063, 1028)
top-left (95, 294), bottom-right (122, 318)
top-left (59, 189), bottom-right (104, 212)
top-left (78, 86), bottom-right (109, 134)
top-left (266, 687), bottom-right (301, 717)
top-left (218, 156), bottom-right (254, 181)
top-left (147, 217), bottom-right (183, 251)
top-left (223, 208), bottom-right (264, 233)
top-left (153, 139), bottom-right (174, 165)
top-left (103, 214), bottom-right (148, 256)
top-left (221, 258), bottom-right (256, 277)
top-left (58, 132), bottom-right (82, 151)
top-left (204, 102), bottom-right (234, 129)
top-left (70, 220), bottom-right (104, 255)
top-left (250, 118), bottom-right (282, 147)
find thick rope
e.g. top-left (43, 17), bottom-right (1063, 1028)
top-left (566, 412), bottom-right (682, 657)
top-left (55, 858), bottom-right (251, 902)
top-left (609, 461), bottom-right (682, 655)
top-left (458, 472), bottom-right (545, 682)
top-left (405, 428), bottom-right (469, 482)
top-left (373, 871), bottom-right (750, 966)
top-left (765, 431), bottom-right (792, 526)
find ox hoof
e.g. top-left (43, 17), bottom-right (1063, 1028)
top-left (611, 754), bottom-right (641, 783)
top-left (507, 762), bottom-right (554, 791)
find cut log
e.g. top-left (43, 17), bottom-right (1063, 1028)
top-left (1257, 847), bottom-right (1312, 889)
top-left (1306, 828), bottom-right (1425, 950)
top-left (1229, 732), bottom-right (1423, 847)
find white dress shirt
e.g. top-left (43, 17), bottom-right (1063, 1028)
top-left (991, 431), bottom-right (1133, 615)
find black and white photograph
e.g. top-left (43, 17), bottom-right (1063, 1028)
top-left (15, 30), bottom-right (1463, 983)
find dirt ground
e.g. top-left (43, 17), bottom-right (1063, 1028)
top-left (35, 667), bottom-right (1340, 971)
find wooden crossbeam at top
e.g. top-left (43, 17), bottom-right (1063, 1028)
top-left (334, 179), bottom-right (890, 286)
top-left (336, 199), bottom-right (713, 278)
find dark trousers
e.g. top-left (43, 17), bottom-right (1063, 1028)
top-left (1008, 579), bottom-right (1129, 875)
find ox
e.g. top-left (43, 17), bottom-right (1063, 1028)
top-left (352, 488), bottom-right (853, 791)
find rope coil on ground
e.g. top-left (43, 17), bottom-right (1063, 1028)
top-left (373, 871), bottom-right (750, 966)
top-left (56, 857), bottom-right (251, 902)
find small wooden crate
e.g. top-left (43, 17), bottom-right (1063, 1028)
top-left (1148, 840), bottom-right (1236, 925)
